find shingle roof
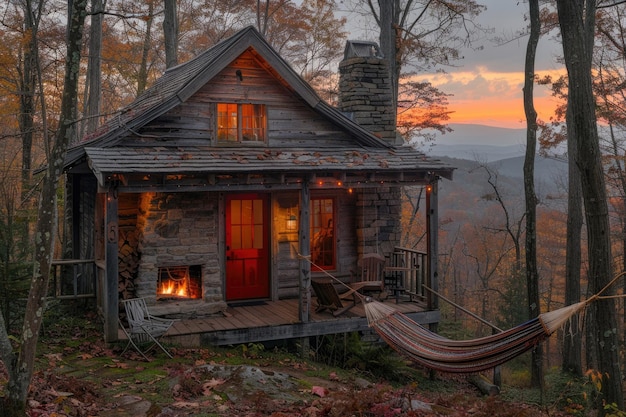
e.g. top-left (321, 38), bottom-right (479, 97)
top-left (84, 145), bottom-right (451, 179)
top-left (65, 26), bottom-right (454, 183)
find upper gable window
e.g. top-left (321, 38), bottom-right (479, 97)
top-left (217, 103), bottom-right (267, 143)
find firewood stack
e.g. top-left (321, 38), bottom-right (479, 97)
top-left (118, 229), bottom-right (140, 299)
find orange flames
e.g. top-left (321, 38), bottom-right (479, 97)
top-left (157, 266), bottom-right (202, 299)
top-left (158, 280), bottom-right (190, 298)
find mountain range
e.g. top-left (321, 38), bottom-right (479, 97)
top-left (427, 124), bottom-right (529, 162)
top-left (425, 123), bottom-right (568, 202)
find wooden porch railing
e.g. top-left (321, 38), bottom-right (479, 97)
top-left (50, 259), bottom-right (97, 299)
top-left (386, 246), bottom-right (428, 305)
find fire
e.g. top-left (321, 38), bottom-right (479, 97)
top-left (158, 280), bottom-right (189, 298)
top-left (157, 266), bottom-right (202, 299)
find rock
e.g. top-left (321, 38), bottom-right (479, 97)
top-left (353, 376), bottom-right (372, 388)
top-left (99, 395), bottom-right (154, 417)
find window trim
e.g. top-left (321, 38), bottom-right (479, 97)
top-left (216, 103), bottom-right (267, 144)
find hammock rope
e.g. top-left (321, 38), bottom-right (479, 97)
top-left (297, 250), bottom-right (625, 373)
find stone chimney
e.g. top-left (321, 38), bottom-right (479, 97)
top-left (338, 40), bottom-right (399, 144)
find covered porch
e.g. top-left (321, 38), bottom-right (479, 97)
top-left (52, 246), bottom-right (439, 347)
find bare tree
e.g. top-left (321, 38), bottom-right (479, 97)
top-left (18, 0), bottom-right (44, 191)
top-left (0, 0), bottom-right (88, 413)
top-left (562, 101), bottom-right (584, 376)
top-left (365, 0), bottom-right (485, 112)
top-left (83, 0), bottom-right (104, 136)
top-left (556, 0), bottom-right (623, 412)
top-left (163, 0), bottom-right (178, 68)
top-left (522, 0), bottom-right (543, 389)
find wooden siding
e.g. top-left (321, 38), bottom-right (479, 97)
top-left (273, 190), bottom-right (358, 299)
top-left (127, 50), bottom-right (355, 148)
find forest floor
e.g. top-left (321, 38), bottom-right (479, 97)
top-left (1, 308), bottom-right (596, 417)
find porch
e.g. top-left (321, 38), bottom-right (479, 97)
top-left (52, 247), bottom-right (438, 347)
top-left (162, 296), bottom-right (439, 347)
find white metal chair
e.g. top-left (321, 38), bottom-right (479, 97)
top-left (119, 297), bottom-right (174, 361)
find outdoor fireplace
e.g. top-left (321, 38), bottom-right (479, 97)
top-left (157, 265), bottom-right (202, 300)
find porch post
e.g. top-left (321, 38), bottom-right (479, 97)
top-left (104, 185), bottom-right (119, 342)
top-left (298, 180), bottom-right (311, 357)
top-left (426, 180), bottom-right (439, 312)
top-left (299, 180), bottom-right (311, 323)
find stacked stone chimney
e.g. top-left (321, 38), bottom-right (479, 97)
top-left (338, 40), bottom-right (399, 144)
top-left (339, 41), bottom-right (402, 257)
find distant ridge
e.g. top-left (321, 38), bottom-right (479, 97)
top-left (436, 124), bottom-right (527, 146)
top-left (427, 124), bottom-right (528, 162)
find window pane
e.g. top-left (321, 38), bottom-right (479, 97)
top-left (217, 103), bottom-right (238, 142)
top-left (252, 199), bottom-right (264, 248)
top-left (253, 225), bottom-right (263, 249)
top-left (218, 103), bottom-right (266, 143)
top-left (231, 226), bottom-right (242, 249)
top-left (230, 200), bottom-right (242, 249)
top-left (241, 104), bottom-right (266, 141)
top-left (310, 198), bottom-right (335, 270)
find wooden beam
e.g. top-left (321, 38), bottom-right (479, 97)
top-left (104, 186), bottom-right (119, 342)
top-left (426, 181), bottom-right (439, 312)
top-left (197, 310), bottom-right (440, 346)
top-left (299, 180), bottom-right (311, 323)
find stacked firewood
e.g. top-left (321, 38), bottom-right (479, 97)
top-left (118, 230), bottom-right (140, 299)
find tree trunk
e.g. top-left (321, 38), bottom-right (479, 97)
top-left (522, 0), bottom-right (543, 389)
top-left (163, 0), bottom-right (178, 68)
top-left (19, 0), bottom-right (38, 193)
top-left (84, 0), bottom-right (103, 135)
top-left (563, 100), bottom-right (583, 376)
top-left (0, 0), bottom-right (87, 414)
top-left (137, 2), bottom-right (154, 95)
top-left (556, 0), bottom-right (623, 412)
top-left (256, 0), bottom-right (270, 36)
top-left (379, 0), bottom-right (397, 114)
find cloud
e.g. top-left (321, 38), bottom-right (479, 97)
top-left (416, 66), bottom-right (565, 128)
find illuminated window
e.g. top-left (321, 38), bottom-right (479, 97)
top-left (217, 103), bottom-right (266, 143)
top-left (310, 198), bottom-right (335, 270)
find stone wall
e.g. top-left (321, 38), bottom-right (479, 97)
top-left (356, 186), bottom-right (402, 258)
top-left (134, 191), bottom-right (226, 316)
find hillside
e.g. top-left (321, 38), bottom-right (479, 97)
top-left (10, 310), bottom-right (587, 416)
top-left (426, 124), bottom-right (568, 204)
top-left (431, 155), bottom-right (568, 217)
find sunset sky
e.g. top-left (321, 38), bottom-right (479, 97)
top-left (412, 0), bottom-right (565, 129)
top-left (339, 1), bottom-right (567, 129)
top-left (423, 68), bottom-right (565, 129)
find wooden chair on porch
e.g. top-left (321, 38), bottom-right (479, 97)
top-left (119, 297), bottom-right (175, 361)
top-left (310, 277), bottom-right (360, 317)
top-left (352, 253), bottom-right (386, 298)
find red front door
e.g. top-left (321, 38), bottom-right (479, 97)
top-left (225, 194), bottom-right (270, 301)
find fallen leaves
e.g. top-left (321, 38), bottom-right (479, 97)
top-left (202, 377), bottom-right (225, 395)
top-left (25, 315), bottom-right (574, 417)
top-left (311, 385), bottom-right (328, 397)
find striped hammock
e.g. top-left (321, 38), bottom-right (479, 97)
top-left (364, 300), bottom-right (588, 373)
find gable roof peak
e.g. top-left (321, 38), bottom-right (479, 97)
top-left (64, 25), bottom-right (392, 168)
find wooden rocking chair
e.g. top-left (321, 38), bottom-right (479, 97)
top-left (119, 297), bottom-right (175, 361)
top-left (352, 253), bottom-right (386, 296)
top-left (310, 277), bottom-right (360, 317)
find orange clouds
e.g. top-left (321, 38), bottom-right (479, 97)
top-left (417, 67), bottom-right (566, 129)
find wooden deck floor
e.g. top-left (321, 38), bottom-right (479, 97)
top-left (164, 296), bottom-right (440, 347)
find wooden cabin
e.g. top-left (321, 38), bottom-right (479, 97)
top-left (61, 26), bottom-right (454, 346)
